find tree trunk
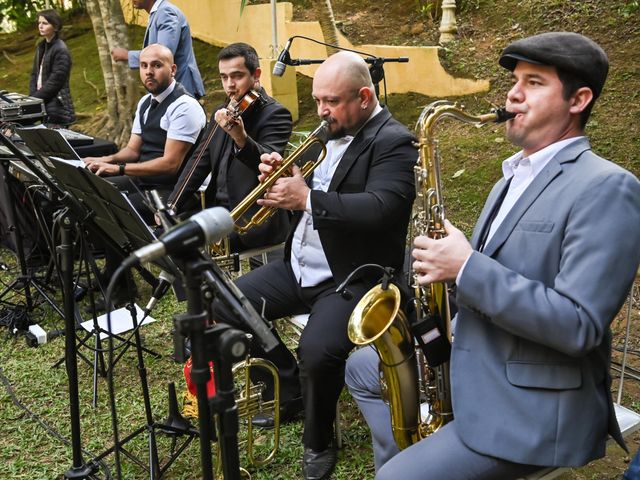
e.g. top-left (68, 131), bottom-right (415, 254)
top-left (318, 0), bottom-right (339, 55)
top-left (85, 0), bottom-right (136, 147)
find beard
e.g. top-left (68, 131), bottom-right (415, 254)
top-left (505, 122), bottom-right (525, 148)
top-left (145, 78), bottom-right (170, 96)
top-left (324, 118), bottom-right (348, 141)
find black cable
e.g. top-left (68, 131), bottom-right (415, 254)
top-left (0, 364), bottom-right (112, 479)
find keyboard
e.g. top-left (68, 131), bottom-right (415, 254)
top-left (53, 127), bottom-right (94, 146)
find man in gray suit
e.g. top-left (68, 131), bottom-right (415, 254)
top-left (111, 0), bottom-right (205, 98)
top-left (346, 32), bottom-right (640, 479)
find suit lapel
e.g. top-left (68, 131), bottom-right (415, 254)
top-left (143, 11), bottom-right (155, 47)
top-left (481, 139), bottom-right (592, 257)
top-left (328, 108), bottom-right (391, 191)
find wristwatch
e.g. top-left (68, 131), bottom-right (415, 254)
top-left (118, 163), bottom-right (125, 176)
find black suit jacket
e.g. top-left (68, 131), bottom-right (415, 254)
top-left (168, 88), bottom-right (292, 250)
top-left (285, 107), bottom-right (417, 285)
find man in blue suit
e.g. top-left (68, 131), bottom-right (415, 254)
top-left (111, 0), bottom-right (205, 98)
top-left (346, 32), bottom-right (640, 479)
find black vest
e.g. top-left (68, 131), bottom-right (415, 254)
top-left (138, 82), bottom-right (197, 189)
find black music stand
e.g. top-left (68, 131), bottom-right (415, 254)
top-left (41, 157), bottom-right (163, 393)
top-left (42, 159), bottom-right (195, 479)
top-left (0, 130), bottom-right (108, 479)
top-left (0, 149), bottom-right (64, 325)
top-left (11, 128), bottom-right (189, 478)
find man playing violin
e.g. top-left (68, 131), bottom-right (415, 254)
top-left (166, 42), bottom-right (292, 253)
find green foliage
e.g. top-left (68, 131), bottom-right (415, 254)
top-left (414, 0), bottom-right (438, 21)
top-left (619, 0), bottom-right (639, 17)
top-left (458, 0), bottom-right (484, 12)
top-left (0, 0), bottom-right (48, 31)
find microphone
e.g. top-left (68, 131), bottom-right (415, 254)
top-left (142, 270), bottom-right (176, 320)
top-left (273, 37), bottom-right (294, 77)
top-left (126, 207), bottom-right (234, 266)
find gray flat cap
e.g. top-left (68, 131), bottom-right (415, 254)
top-left (499, 32), bottom-right (609, 98)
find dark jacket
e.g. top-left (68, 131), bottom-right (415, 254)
top-left (29, 35), bottom-right (76, 126)
top-left (168, 88), bottom-right (293, 251)
top-left (286, 107), bottom-right (417, 285)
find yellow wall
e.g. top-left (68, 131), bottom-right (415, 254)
top-left (123, 0), bottom-right (489, 120)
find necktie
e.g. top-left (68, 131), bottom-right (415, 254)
top-left (477, 177), bottom-right (512, 252)
top-left (149, 99), bottom-right (160, 111)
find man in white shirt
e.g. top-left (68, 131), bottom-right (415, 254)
top-left (83, 44), bottom-right (205, 306)
top-left (347, 32), bottom-right (640, 479)
top-left (85, 43), bottom-right (205, 222)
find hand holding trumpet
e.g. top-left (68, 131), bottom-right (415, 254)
top-left (256, 152), bottom-right (310, 211)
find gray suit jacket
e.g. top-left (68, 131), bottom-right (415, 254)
top-left (128, 0), bottom-right (205, 97)
top-left (452, 137), bottom-right (640, 467)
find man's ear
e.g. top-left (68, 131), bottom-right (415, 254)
top-left (569, 86), bottom-right (593, 115)
top-left (359, 87), bottom-right (374, 110)
top-left (253, 67), bottom-right (262, 84)
top-left (171, 63), bottom-right (177, 78)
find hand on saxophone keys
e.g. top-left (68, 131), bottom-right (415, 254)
top-left (412, 220), bottom-right (473, 285)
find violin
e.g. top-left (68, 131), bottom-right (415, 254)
top-left (223, 90), bottom-right (260, 129)
top-left (167, 89), bottom-right (261, 212)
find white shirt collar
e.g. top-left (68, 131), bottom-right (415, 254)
top-left (501, 136), bottom-right (585, 179)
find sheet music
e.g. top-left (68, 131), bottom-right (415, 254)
top-left (80, 304), bottom-right (156, 339)
top-left (49, 156), bottom-right (86, 168)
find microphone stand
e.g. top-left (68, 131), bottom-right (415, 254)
top-left (174, 253), bottom-right (249, 480)
top-left (276, 35), bottom-right (409, 105)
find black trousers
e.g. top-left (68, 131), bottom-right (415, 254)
top-left (215, 259), bottom-right (367, 451)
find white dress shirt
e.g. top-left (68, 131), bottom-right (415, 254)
top-left (456, 136), bottom-right (585, 284)
top-left (290, 104), bottom-right (383, 286)
top-left (131, 79), bottom-right (206, 144)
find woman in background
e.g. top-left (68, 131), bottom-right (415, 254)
top-left (29, 9), bottom-right (76, 126)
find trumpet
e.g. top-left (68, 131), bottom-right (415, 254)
top-left (230, 120), bottom-right (330, 235)
top-left (209, 121), bottom-right (329, 259)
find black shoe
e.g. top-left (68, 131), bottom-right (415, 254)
top-left (302, 447), bottom-right (337, 480)
top-left (251, 395), bottom-right (304, 429)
